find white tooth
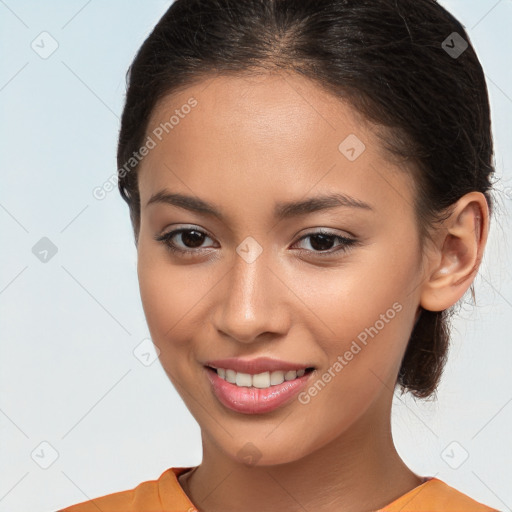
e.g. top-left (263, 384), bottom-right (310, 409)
top-left (235, 372), bottom-right (252, 387)
top-left (223, 368), bottom-right (303, 387)
top-left (270, 370), bottom-right (285, 385)
top-left (252, 371), bottom-right (271, 388)
top-left (225, 369), bottom-right (237, 384)
top-left (284, 370), bottom-right (298, 381)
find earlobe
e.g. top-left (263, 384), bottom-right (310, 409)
top-left (420, 192), bottom-right (489, 312)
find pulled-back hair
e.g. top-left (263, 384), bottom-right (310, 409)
top-left (117, 0), bottom-right (495, 399)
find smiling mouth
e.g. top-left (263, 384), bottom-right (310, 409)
top-left (206, 366), bottom-right (315, 389)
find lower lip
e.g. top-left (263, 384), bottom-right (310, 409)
top-left (205, 367), bottom-right (312, 414)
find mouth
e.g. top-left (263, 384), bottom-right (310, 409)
top-left (205, 365), bottom-right (315, 389)
top-left (204, 364), bottom-right (315, 414)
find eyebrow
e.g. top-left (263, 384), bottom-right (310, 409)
top-left (146, 189), bottom-right (373, 221)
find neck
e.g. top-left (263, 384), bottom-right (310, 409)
top-left (179, 391), bottom-right (423, 512)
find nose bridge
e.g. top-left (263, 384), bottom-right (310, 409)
top-left (214, 237), bottom-right (286, 343)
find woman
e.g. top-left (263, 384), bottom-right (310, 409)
top-left (59, 0), bottom-right (499, 510)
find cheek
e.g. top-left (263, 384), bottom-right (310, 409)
top-left (136, 248), bottom-right (195, 350)
top-left (292, 303), bottom-right (412, 446)
top-left (296, 247), bottom-right (418, 391)
top-left (296, 253), bottom-right (416, 339)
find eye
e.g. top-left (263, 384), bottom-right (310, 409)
top-left (155, 226), bottom-right (358, 258)
top-left (292, 229), bottom-right (357, 257)
top-left (154, 227), bottom-right (216, 256)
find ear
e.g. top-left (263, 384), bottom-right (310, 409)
top-left (419, 191), bottom-right (489, 312)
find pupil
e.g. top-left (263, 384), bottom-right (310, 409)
top-left (182, 230), bottom-right (204, 248)
top-left (310, 234), bottom-right (334, 251)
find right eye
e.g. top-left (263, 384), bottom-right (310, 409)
top-left (154, 227), bottom-right (216, 256)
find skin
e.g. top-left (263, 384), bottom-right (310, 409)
top-left (135, 72), bottom-right (489, 512)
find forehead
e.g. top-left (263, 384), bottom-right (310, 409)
top-left (138, 72), bottom-right (414, 220)
top-left (145, 72), bottom-right (375, 156)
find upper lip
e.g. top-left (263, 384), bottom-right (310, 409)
top-left (204, 357), bottom-right (313, 375)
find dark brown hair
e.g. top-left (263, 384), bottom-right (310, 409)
top-left (117, 0), bottom-right (495, 399)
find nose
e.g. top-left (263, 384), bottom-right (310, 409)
top-left (212, 245), bottom-right (290, 344)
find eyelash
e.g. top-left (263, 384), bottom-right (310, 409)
top-left (154, 227), bottom-right (358, 258)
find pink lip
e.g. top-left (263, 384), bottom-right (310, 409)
top-left (204, 356), bottom-right (313, 374)
top-left (204, 366), bottom-right (313, 415)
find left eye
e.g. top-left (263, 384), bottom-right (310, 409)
top-left (293, 231), bottom-right (357, 254)
top-left (155, 227), bottom-right (357, 257)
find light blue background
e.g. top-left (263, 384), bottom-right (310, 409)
top-left (0, 1), bottom-right (511, 511)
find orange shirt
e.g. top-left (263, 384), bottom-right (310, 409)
top-left (57, 467), bottom-right (499, 511)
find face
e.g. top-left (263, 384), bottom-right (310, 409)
top-left (136, 72), bottom-right (426, 465)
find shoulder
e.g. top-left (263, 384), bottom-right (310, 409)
top-left (381, 477), bottom-right (500, 512)
top-left (56, 467), bottom-right (197, 512)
